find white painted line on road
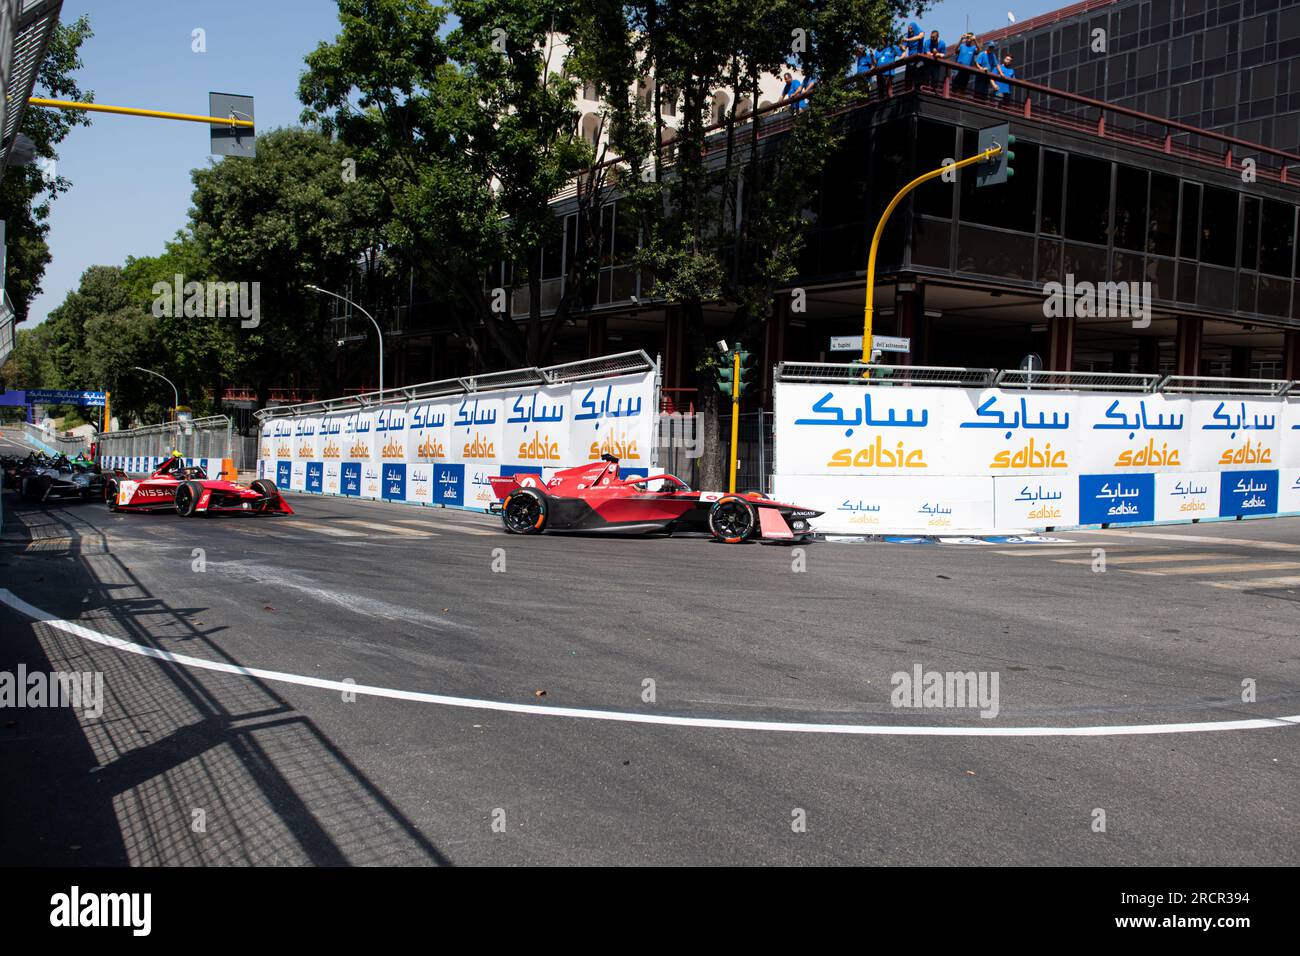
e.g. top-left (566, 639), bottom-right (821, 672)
top-left (1054, 552), bottom-right (1229, 566)
top-left (1206, 575), bottom-right (1300, 590)
top-left (335, 519), bottom-right (438, 537)
top-left (392, 517), bottom-right (496, 535)
top-left (285, 523), bottom-right (366, 538)
top-left (1070, 529), bottom-right (1300, 551)
top-left (3, 588), bottom-right (1298, 739)
top-left (1125, 560), bottom-right (1300, 577)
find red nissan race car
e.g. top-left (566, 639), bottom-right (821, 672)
top-left (488, 454), bottom-right (820, 543)
top-left (104, 460), bottom-right (293, 517)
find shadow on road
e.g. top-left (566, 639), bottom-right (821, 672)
top-left (0, 491), bottom-right (450, 865)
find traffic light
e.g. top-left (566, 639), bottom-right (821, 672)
top-left (716, 342), bottom-right (756, 398)
top-left (976, 123), bottom-right (1015, 187)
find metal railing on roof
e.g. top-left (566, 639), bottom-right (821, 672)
top-left (1156, 375), bottom-right (1295, 397)
top-left (994, 369), bottom-right (1161, 392)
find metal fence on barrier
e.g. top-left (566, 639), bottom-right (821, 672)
top-left (777, 363), bottom-right (1300, 395)
top-left (97, 416), bottom-right (233, 466)
top-left (22, 423), bottom-right (89, 456)
top-left (255, 350), bottom-right (658, 421)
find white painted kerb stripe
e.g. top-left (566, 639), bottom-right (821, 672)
top-left (3, 588), bottom-right (1298, 738)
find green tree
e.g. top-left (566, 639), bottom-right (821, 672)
top-left (571, 0), bottom-right (911, 487)
top-left (299, 0), bottom-right (612, 369)
top-left (0, 15), bottom-right (94, 322)
top-left (187, 126), bottom-right (387, 408)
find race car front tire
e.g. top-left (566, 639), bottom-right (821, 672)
top-left (708, 496), bottom-right (758, 543)
top-left (251, 478), bottom-right (280, 501)
top-left (104, 479), bottom-right (120, 512)
top-left (175, 481), bottom-right (204, 517)
top-left (501, 488), bottom-right (548, 534)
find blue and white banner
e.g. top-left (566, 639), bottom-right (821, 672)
top-left (258, 370), bottom-right (656, 512)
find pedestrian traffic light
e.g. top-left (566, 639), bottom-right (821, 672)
top-left (976, 123), bottom-right (1015, 187)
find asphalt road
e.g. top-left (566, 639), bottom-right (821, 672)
top-left (2, 441), bottom-right (1298, 865)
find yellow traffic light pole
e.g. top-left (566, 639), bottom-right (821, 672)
top-left (728, 348), bottom-right (741, 493)
top-left (27, 97), bottom-right (254, 128)
top-left (861, 144), bottom-right (1003, 373)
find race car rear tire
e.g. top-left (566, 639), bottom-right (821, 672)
top-left (104, 479), bottom-right (120, 512)
top-left (175, 481), bottom-right (203, 517)
top-left (709, 496), bottom-right (757, 543)
top-left (501, 488), bottom-right (547, 535)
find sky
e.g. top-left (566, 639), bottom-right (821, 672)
top-left (25, 0), bottom-right (1069, 328)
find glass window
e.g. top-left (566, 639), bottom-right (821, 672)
top-left (1199, 186), bottom-right (1238, 267)
top-left (1113, 165), bottom-right (1147, 251)
top-left (1179, 182), bottom-right (1201, 259)
top-left (959, 137), bottom-right (1039, 233)
top-left (1064, 154), bottom-right (1110, 245)
top-left (914, 120), bottom-right (958, 219)
top-left (1260, 200), bottom-right (1296, 276)
top-left (1148, 173), bottom-right (1178, 256)
top-left (1040, 150), bottom-right (1064, 235)
top-left (1240, 196), bottom-right (1260, 270)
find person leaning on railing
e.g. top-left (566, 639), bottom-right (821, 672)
top-left (922, 30), bottom-right (947, 88)
top-left (952, 32), bottom-right (979, 93)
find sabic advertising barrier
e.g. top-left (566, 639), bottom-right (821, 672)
top-left (256, 355), bottom-right (658, 513)
top-left (773, 375), bottom-right (1300, 534)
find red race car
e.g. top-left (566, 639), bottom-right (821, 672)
top-left (104, 460), bottom-right (293, 517)
top-left (488, 454), bottom-right (820, 543)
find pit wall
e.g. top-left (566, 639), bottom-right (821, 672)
top-left (773, 383), bottom-right (1300, 534)
top-left (255, 370), bottom-right (657, 511)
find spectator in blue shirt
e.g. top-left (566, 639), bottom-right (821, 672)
top-left (994, 53), bottom-right (1016, 100)
top-left (922, 30), bottom-right (947, 87)
top-left (781, 70), bottom-right (801, 108)
top-left (902, 21), bottom-right (925, 85)
top-left (974, 42), bottom-right (997, 98)
top-left (794, 73), bottom-right (816, 110)
top-left (874, 43), bottom-right (899, 97)
top-left (952, 32), bottom-right (979, 93)
top-left (852, 45), bottom-right (875, 76)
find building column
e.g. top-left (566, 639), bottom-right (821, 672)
top-left (586, 314), bottom-right (607, 358)
top-left (894, 283), bottom-right (922, 366)
top-left (1047, 315), bottom-right (1076, 371)
top-left (1175, 317), bottom-right (1202, 377)
top-left (1283, 330), bottom-right (1300, 381)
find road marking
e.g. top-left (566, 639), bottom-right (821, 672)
top-left (286, 523), bottom-right (366, 538)
top-left (335, 519), bottom-right (438, 537)
top-left (1054, 552), bottom-right (1229, 566)
top-left (1070, 529), bottom-right (1300, 552)
top-left (3, 588), bottom-right (1298, 738)
top-left (1206, 575), bottom-right (1300, 591)
top-left (992, 549), bottom-right (1099, 557)
top-left (1125, 561), bottom-right (1300, 577)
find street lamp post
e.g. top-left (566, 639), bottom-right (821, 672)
top-left (132, 366), bottom-right (180, 421)
top-left (307, 284), bottom-right (383, 399)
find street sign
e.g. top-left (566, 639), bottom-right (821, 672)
top-left (830, 335), bottom-right (910, 353)
top-left (977, 123), bottom-right (1015, 187)
top-left (209, 92), bottom-right (256, 157)
top-left (24, 388), bottom-right (106, 407)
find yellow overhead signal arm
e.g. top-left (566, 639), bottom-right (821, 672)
top-left (27, 97), bottom-right (254, 128)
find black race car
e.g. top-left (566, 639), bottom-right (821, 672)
top-left (16, 454), bottom-right (105, 504)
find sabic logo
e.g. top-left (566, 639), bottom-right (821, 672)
top-left (349, 441), bottom-right (369, 458)
top-left (321, 441), bottom-right (341, 459)
top-left (518, 434), bottom-right (560, 461)
top-left (418, 436), bottom-right (445, 458)
top-left (587, 435), bottom-right (640, 460)
top-left (990, 438), bottom-right (1067, 470)
top-left (1218, 440), bottom-right (1272, 465)
top-left (276, 444), bottom-right (292, 458)
top-left (1114, 440), bottom-right (1179, 468)
top-left (463, 434), bottom-right (496, 459)
top-left (297, 443), bottom-right (314, 458)
top-left (382, 438), bottom-right (404, 458)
